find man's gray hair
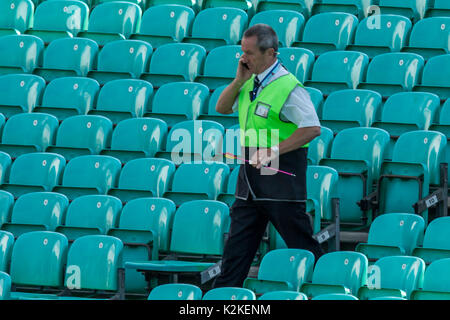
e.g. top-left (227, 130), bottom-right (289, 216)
top-left (243, 23), bottom-right (279, 54)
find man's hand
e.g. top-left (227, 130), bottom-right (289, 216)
top-left (250, 146), bottom-right (279, 169)
top-left (235, 57), bottom-right (253, 85)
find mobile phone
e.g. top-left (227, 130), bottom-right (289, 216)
top-left (241, 61), bottom-right (249, 69)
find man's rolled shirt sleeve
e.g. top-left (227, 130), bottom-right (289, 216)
top-left (280, 86), bottom-right (321, 128)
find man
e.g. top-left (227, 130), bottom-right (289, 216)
top-left (213, 24), bottom-right (324, 288)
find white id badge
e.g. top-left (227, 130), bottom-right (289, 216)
top-left (254, 102), bottom-right (271, 118)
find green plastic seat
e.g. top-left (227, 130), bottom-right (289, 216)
top-left (300, 251), bottom-right (368, 298)
top-left (356, 213), bottom-right (425, 262)
top-left (321, 89), bottom-right (382, 134)
top-left (35, 77), bottom-right (100, 120)
top-left (203, 287), bottom-right (256, 300)
top-left (220, 124), bottom-right (242, 168)
top-left (2, 192), bottom-right (69, 238)
top-left (378, 0), bottom-right (430, 22)
top-left (56, 195), bottom-right (122, 241)
top-left (9, 231), bottom-right (68, 300)
top-left (429, 99), bottom-right (450, 187)
top-left (401, 17), bottom-right (450, 60)
top-left (359, 255), bottom-right (425, 300)
top-left (141, 43), bottom-right (206, 87)
top-left (243, 248), bottom-right (315, 295)
top-left (78, 2), bottom-right (142, 46)
top-left (278, 48), bottom-right (314, 84)
top-left (89, 79), bottom-right (153, 124)
top-left (426, 0), bottom-right (450, 17)
top-left (159, 120), bottom-right (224, 165)
top-left (258, 291), bottom-right (308, 300)
top-left (0, 74), bottom-right (46, 117)
top-left (304, 51), bottom-right (369, 95)
top-left (312, 0), bottom-right (373, 19)
top-left (194, 45), bottom-right (242, 90)
top-left (256, 0), bottom-right (313, 19)
top-left (312, 293), bottom-right (358, 300)
top-left (0, 34), bottom-right (43, 75)
top-left (413, 54), bottom-right (450, 100)
top-left (0, 230), bottom-right (14, 273)
top-left (292, 12), bottom-right (358, 55)
top-left (108, 158), bottom-right (175, 200)
top-left (0, 113), bottom-right (59, 158)
top-left (372, 92), bottom-right (441, 160)
top-left (148, 283), bottom-right (202, 300)
top-left (0, 191), bottom-right (15, 227)
top-left (319, 127), bottom-right (390, 226)
top-left (411, 258), bottom-right (450, 300)
top-left (46, 115), bottom-right (113, 160)
top-left (305, 87), bottom-right (324, 117)
top-left (217, 166), bottom-right (239, 206)
top-left (130, 4), bottom-right (195, 48)
top-left (146, 0), bottom-right (203, 13)
top-left (307, 126), bottom-right (333, 165)
top-left (53, 155), bottom-right (122, 199)
top-left (87, 40), bottom-right (152, 85)
top-left (358, 52), bottom-right (425, 97)
top-left (182, 7), bottom-right (248, 52)
top-left (146, 82), bottom-right (209, 127)
top-left (249, 10), bottom-right (304, 47)
top-left (1, 153), bottom-right (65, 197)
top-left (197, 85), bottom-right (238, 129)
top-left (0, 0), bottom-right (34, 35)
top-left (0, 271), bottom-right (11, 300)
top-left (100, 118), bottom-right (168, 163)
top-left (347, 14), bottom-right (412, 59)
top-left (164, 162), bottom-right (229, 205)
top-left (25, 0), bottom-right (89, 44)
top-left (412, 217), bottom-right (450, 264)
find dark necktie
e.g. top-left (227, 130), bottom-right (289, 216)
top-left (250, 76), bottom-right (261, 102)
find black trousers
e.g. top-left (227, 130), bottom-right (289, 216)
top-left (213, 196), bottom-right (324, 288)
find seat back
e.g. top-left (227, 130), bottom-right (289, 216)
top-left (420, 258), bottom-right (450, 293)
top-left (307, 165), bottom-right (339, 222)
top-left (0, 271), bottom-right (10, 300)
top-left (307, 126), bottom-right (333, 165)
top-left (420, 54), bottom-right (450, 87)
top-left (0, 74), bottom-right (46, 113)
top-left (0, 34), bottom-right (44, 72)
top-left (0, 191), bottom-right (14, 227)
top-left (202, 45), bottom-right (242, 78)
top-left (203, 287), bottom-right (256, 300)
top-left (379, 0), bottom-right (429, 20)
top-left (409, 17), bottom-right (450, 50)
top-left (0, 0), bottom-right (34, 33)
top-left (278, 47), bottom-right (314, 83)
top-left (422, 217), bottom-right (450, 250)
top-left (147, 283), bottom-right (202, 300)
top-left (0, 230), bottom-right (14, 272)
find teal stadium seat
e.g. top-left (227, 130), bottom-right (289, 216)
top-left (258, 291), bottom-right (308, 300)
top-left (304, 51), bottom-right (369, 95)
top-left (358, 255), bottom-right (425, 300)
top-left (217, 165), bottom-right (239, 206)
top-left (0, 0), bottom-right (34, 36)
top-left (312, 293), bottom-right (359, 300)
top-left (1, 192), bottom-right (69, 237)
top-left (182, 8), bottom-right (248, 52)
top-left (203, 287), bottom-right (256, 300)
top-left (94, 0), bottom-right (146, 11)
top-left (130, 4), bottom-right (195, 48)
top-left (278, 48), bottom-right (314, 84)
top-left (312, 0), bottom-right (373, 19)
top-left (46, 115), bottom-right (113, 160)
top-left (292, 12), bottom-right (358, 55)
top-left (164, 161), bottom-right (229, 205)
top-left (320, 89), bottom-right (382, 134)
top-left (358, 52), bottom-right (425, 97)
top-left (0, 113), bottom-right (59, 158)
top-left (0, 271), bottom-right (10, 300)
top-left (0, 114), bottom-right (5, 138)
top-left (33, 38), bottom-right (99, 82)
top-left (425, 0), bottom-right (450, 18)
top-left (243, 249), bottom-right (315, 296)
top-left (202, 0), bottom-right (254, 17)
top-left (89, 79), bottom-right (153, 124)
top-left (429, 99), bottom-right (450, 187)
top-left (25, 0), bottom-right (89, 44)
top-left (300, 251), bottom-right (368, 298)
top-left (108, 158), bottom-right (175, 200)
top-left (125, 200), bottom-right (229, 287)
top-left (0, 152), bottom-right (65, 197)
top-left (249, 10), bottom-right (304, 47)
top-left (159, 120), bottom-right (224, 165)
top-left (372, 92), bottom-right (441, 159)
top-left (305, 87), bottom-right (324, 117)
top-left (100, 118), bottom-right (168, 163)
top-left (413, 54), bottom-right (450, 100)
top-left (0, 152), bottom-right (11, 186)
top-left (412, 217), bottom-right (450, 264)
top-left (0, 74), bottom-right (46, 117)
top-left (401, 17), bottom-right (450, 60)
top-left (0, 191), bottom-right (14, 227)
top-left (78, 2), bottom-right (142, 46)
top-left (0, 34), bottom-right (44, 75)
top-left (55, 195), bottom-right (122, 241)
top-left (319, 127), bottom-right (390, 227)
top-left (197, 85), bottom-right (239, 129)
top-left (411, 258), bottom-right (450, 300)
top-left (148, 283), bottom-right (202, 300)
top-left (356, 213), bottom-right (425, 262)
top-left (256, 0), bottom-right (313, 19)
top-left (220, 124), bottom-right (242, 167)
top-left (8, 231), bottom-right (68, 300)
top-left (195, 45), bottom-right (243, 90)
top-left (141, 43), bottom-right (206, 87)
top-left (307, 126), bottom-right (333, 165)
top-left (35, 77), bottom-right (100, 120)
top-left (146, 0), bottom-right (203, 13)
top-left (87, 40), bottom-right (152, 85)
top-left (53, 155), bottom-right (122, 199)
top-left (145, 82), bottom-right (209, 127)
top-left (378, 0), bottom-right (430, 22)
top-left (0, 230), bottom-right (14, 272)
top-left (347, 14), bottom-right (412, 58)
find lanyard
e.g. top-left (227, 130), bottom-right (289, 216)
top-left (250, 60), bottom-right (281, 102)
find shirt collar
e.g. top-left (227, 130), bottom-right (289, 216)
top-left (256, 59), bottom-right (279, 83)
